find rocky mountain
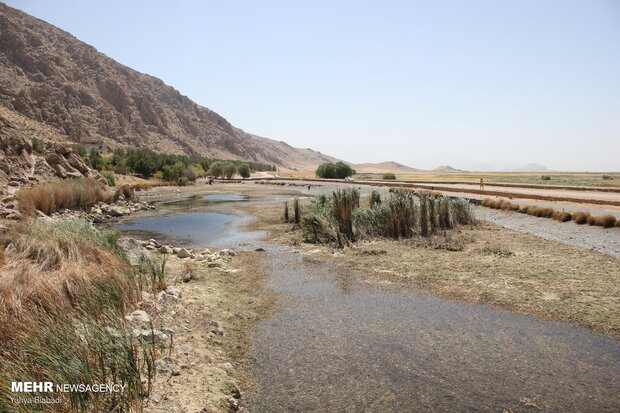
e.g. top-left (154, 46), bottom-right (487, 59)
top-left (0, 3), bottom-right (340, 170)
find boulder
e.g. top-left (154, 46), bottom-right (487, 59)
top-left (176, 248), bottom-right (191, 258)
top-left (125, 310), bottom-right (151, 327)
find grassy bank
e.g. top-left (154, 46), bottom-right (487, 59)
top-left (0, 218), bottom-right (165, 412)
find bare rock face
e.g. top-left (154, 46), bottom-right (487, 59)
top-left (0, 3), bottom-right (343, 170)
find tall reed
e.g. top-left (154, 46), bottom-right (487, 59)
top-left (332, 188), bottom-right (360, 241)
top-left (293, 197), bottom-right (300, 224)
top-left (369, 190), bottom-right (382, 208)
top-left (418, 192), bottom-right (430, 236)
top-left (283, 201), bottom-right (289, 222)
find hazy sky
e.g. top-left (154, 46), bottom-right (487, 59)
top-left (7, 0), bottom-right (620, 171)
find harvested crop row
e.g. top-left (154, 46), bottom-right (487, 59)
top-left (481, 198), bottom-right (619, 228)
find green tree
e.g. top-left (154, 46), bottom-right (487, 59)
top-left (223, 163), bottom-right (237, 179)
top-left (334, 162), bottom-right (354, 179)
top-left (238, 163), bottom-right (251, 178)
top-left (382, 172), bottom-right (396, 180)
top-left (316, 163), bottom-right (336, 179)
top-left (89, 148), bottom-right (102, 170)
top-left (209, 161), bottom-right (225, 178)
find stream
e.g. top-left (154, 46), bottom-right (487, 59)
top-left (116, 192), bottom-right (620, 412)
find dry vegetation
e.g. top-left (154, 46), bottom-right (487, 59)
top-left (0, 219), bottom-right (166, 412)
top-left (241, 200), bottom-right (620, 339)
top-left (481, 198), bottom-right (620, 228)
top-left (17, 178), bottom-right (114, 215)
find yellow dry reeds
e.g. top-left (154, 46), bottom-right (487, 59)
top-left (17, 178), bottom-right (114, 215)
top-left (481, 198), bottom-right (619, 228)
top-left (0, 219), bottom-right (165, 411)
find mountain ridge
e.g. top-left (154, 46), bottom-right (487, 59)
top-left (0, 2), bottom-right (341, 170)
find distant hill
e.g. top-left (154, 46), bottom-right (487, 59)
top-left (502, 163), bottom-right (549, 173)
top-left (0, 3), bottom-right (341, 171)
top-left (432, 165), bottom-right (464, 173)
top-left (352, 161), bottom-right (421, 174)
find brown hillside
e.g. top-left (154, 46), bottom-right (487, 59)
top-left (0, 3), bottom-right (340, 170)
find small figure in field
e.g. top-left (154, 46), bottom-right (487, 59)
top-left (479, 178), bottom-right (484, 190)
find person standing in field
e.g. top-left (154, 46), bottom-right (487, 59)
top-left (480, 178), bottom-right (484, 190)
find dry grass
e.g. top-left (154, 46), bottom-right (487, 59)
top-left (572, 211), bottom-right (590, 224)
top-left (482, 198), bottom-right (620, 228)
top-left (17, 178), bottom-right (114, 215)
top-left (587, 214), bottom-right (617, 228)
top-left (0, 218), bottom-right (166, 412)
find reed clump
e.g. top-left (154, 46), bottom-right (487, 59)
top-left (301, 188), bottom-right (474, 245)
top-left (0, 218), bottom-right (165, 412)
top-left (17, 178), bottom-right (114, 215)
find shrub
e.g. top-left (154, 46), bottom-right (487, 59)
top-left (588, 214), bottom-right (617, 228)
top-left (89, 148), bottom-right (103, 170)
top-left (572, 211), bottom-right (590, 224)
top-left (177, 176), bottom-right (189, 186)
top-left (102, 171), bottom-right (116, 186)
top-left (382, 173), bottom-right (396, 180)
top-left (552, 211), bottom-right (572, 222)
top-left (369, 190), bottom-right (381, 208)
top-left (602, 175), bottom-right (613, 180)
top-left (31, 137), bottom-right (46, 156)
top-left (541, 175), bottom-right (551, 180)
top-left (238, 163), bottom-right (251, 179)
top-left (72, 145), bottom-right (88, 158)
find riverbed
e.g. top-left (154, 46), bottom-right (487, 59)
top-left (116, 191), bottom-right (620, 412)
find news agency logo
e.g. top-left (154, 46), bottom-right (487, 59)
top-left (11, 382), bottom-right (53, 392)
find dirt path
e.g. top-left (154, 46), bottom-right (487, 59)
top-left (475, 206), bottom-right (620, 257)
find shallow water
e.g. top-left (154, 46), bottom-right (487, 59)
top-left (117, 192), bottom-right (620, 411)
top-left (246, 250), bottom-right (620, 412)
top-left (115, 193), bottom-right (265, 248)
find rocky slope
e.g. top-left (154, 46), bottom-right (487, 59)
top-left (0, 113), bottom-right (108, 219)
top-left (0, 3), bottom-right (340, 170)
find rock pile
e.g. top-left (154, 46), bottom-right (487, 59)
top-left (140, 238), bottom-right (237, 267)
